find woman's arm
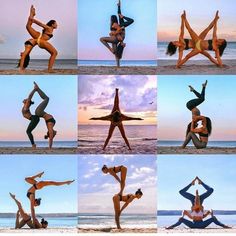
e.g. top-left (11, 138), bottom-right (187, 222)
top-left (110, 171), bottom-right (121, 183)
top-left (213, 18), bottom-right (223, 67)
top-left (120, 197), bottom-right (133, 213)
top-left (90, 114), bottom-right (112, 121)
top-left (32, 19), bottom-right (49, 30)
top-left (203, 210), bottom-right (211, 218)
top-left (121, 114), bottom-right (143, 121)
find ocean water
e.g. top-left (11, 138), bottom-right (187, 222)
top-left (0, 59), bottom-right (77, 70)
top-left (78, 125), bottom-right (157, 148)
top-left (0, 141), bottom-right (77, 148)
top-left (157, 41), bottom-right (236, 60)
top-left (78, 213), bottom-right (157, 229)
top-left (158, 140), bottom-right (236, 148)
top-left (78, 60), bottom-right (156, 67)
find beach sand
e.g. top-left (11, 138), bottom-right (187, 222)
top-left (78, 66), bottom-right (156, 75)
top-left (158, 227), bottom-right (236, 233)
top-left (0, 69), bottom-right (78, 75)
top-left (0, 227), bottom-right (77, 233)
top-left (78, 227), bottom-right (157, 233)
top-left (158, 146), bottom-right (236, 154)
top-left (0, 147), bottom-right (77, 154)
top-left (156, 59), bottom-right (236, 75)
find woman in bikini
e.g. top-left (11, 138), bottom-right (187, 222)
top-left (33, 82), bottom-right (57, 149)
top-left (25, 171), bottom-right (74, 227)
top-left (113, 188), bottom-right (143, 229)
top-left (102, 165), bottom-right (127, 195)
top-left (166, 11), bottom-right (227, 68)
top-left (19, 5), bottom-right (58, 73)
top-left (90, 88), bottom-right (143, 150)
top-left (10, 193), bottom-right (48, 229)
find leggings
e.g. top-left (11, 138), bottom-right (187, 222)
top-left (183, 132), bottom-right (207, 149)
top-left (118, 5), bottom-right (134, 28)
top-left (100, 36), bottom-right (119, 52)
top-left (169, 216), bottom-right (226, 229)
top-left (26, 115), bottom-right (40, 145)
top-left (186, 87), bottom-right (205, 111)
top-left (179, 182), bottom-right (214, 206)
top-left (35, 88), bottom-right (49, 117)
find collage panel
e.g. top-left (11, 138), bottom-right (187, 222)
top-left (0, 155), bottom-right (77, 233)
top-left (0, 75), bottom-right (78, 154)
top-left (78, 0), bottom-right (157, 75)
top-left (157, 75), bottom-right (236, 154)
top-left (78, 155), bottom-right (157, 233)
top-left (157, 154), bottom-right (236, 233)
top-left (78, 75), bottom-right (157, 154)
top-left (0, 0), bottom-right (77, 75)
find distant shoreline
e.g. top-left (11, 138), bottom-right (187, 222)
top-left (0, 69), bottom-right (78, 75)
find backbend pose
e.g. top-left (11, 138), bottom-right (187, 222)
top-left (33, 82), bottom-right (57, 149)
top-left (90, 88), bottom-right (143, 150)
top-left (22, 87), bottom-right (40, 149)
top-left (100, 0), bottom-right (134, 67)
top-left (102, 165), bottom-right (127, 195)
top-left (19, 5), bottom-right (58, 73)
top-left (166, 11), bottom-right (227, 68)
top-left (9, 193), bottom-right (48, 229)
top-left (113, 189), bottom-right (143, 229)
top-left (25, 171), bottom-right (74, 227)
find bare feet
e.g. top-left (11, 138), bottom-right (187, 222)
top-left (188, 85), bottom-right (194, 92)
top-left (32, 144), bottom-right (37, 150)
top-left (38, 171), bottom-right (44, 178)
top-left (67, 180), bottom-right (75, 185)
top-left (202, 80), bottom-right (208, 87)
top-left (30, 5), bottom-right (36, 19)
top-left (9, 192), bottom-right (16, 199)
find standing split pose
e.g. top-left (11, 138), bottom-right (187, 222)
top-left (102, 165), bottom-right (127, 195)
top-left (19, 5), bottom-right (58, 73)
top-left (90, 88), bottom-right (143, 150)
top-left (25, 171), bottom-right (74, 227)
top-left (166, 11), bottom-right (227, 68)
top-left (113, 189), bottom-right (143, 229)
top-left (10, 193), bottom-right (48, 229)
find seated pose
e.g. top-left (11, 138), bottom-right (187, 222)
top-left (22, 86), bottom-right (40, 149)
top-left (166, 11), bottom-right (227, 68)
top-left (102, 165), bottom-right (127, 195)
top-left (25, 171), bottom-right (74, 227)
top-left (90, 88), bottom-right (143, 150)
top-left (113, 189), bottom-right (143, 229)
top-left (19, 5), bottom-right (58, 73)
top-left (9, 193), bottom-right (48, 229)
top-left (33, 82), bottom-right (57, 149)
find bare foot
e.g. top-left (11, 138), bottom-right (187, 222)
top-left (30, 5), bottom-right (36, 18)
top-left (38, 171), bottom-right (44, 178)
top-left (67, 180), bottom-right (75, 185)
top-left (202, 80), bottom-right (208, 87)
top-left (32, 144), bottom-right (37, 150)
top-left (9, 192), bottom-right (16, 199)
top-left (19, 68), bottom-right (25, 74)
top-left (33, 81), bottom-right (39, 90)
top-left (188, 85), bottom-right (194, 92)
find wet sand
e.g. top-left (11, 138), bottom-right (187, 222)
top-left (0, 69), bottom-right (78, 75)
top-left (78, 227), bottom-right (157, 233)
top-left (158, 227), bottom-right (236, 233)
top-left (0, 227), bottom-right (77, 233)
top-left (156, 59), bottom-right (236, 75)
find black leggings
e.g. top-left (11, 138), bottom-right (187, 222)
top-left (26, 115), bottom-right (40, 145)
top-left (118, 6), bottom-right (134, 28)
top-left (186, 87), bottom-right (205, 111)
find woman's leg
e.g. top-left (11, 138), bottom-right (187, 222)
top-left (199, 182), bottom-right (214, 204)
top-left (26, 6), bottom-right (40, 39)
top-left (198, 216), bottom-right (227, 228)
top-left (34, 84), bottom-right (49, 117)
top-left (103, 124), bottom-right (116, 150)
top-left (112, 88), bottom-right (120, 113)
top-left (183, 14), bottom-right (199, 41)
top-left (26, 116), bottom-right (40, 148)
top-left (182, 132), bottom-right (207, 149)
top-left (120, 166), bottom-right (127, 195)
top-left (179, 183), bottom-right (195, 204)
top-left (117, 123), bottom-right (131, 150)
top-left (186, 86), bottom-right (205, 111)
top-left (100, 36), bottom-right (118, 54)
top-left (113, 195), bottom-right (121, 229)
top-left (120, 16), bottom-right (134, 28)
top-left (37, 180), bottom-right (74, 189)
top-left (167, 217), bottom-right (194, 229)
top-left (25, 171), bottom-right (44, 184)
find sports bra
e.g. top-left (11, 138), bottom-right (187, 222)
top-left (184, 39), bottom-right (190, 50)
top-left (208, 40), bottom-right (213, 50)
top-left (113, 165), bottom-right (123, 172)
top-left (199, 132), bottom-right (208, 137)
top-left (119, 194), bottom-right (132, 201)
top-left (42, 30), bottom-right (53, 38)
top-left (191, 211), bottom-right (204, 217)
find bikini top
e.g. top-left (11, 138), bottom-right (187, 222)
top-left (113, 165), bottom-right (123, 172)
top-left (42, 30), bottom-right (53, 38)
top-left (208, 40), bottom-right (213, 50)
top-left (199, 132), bottom-right (208, 137)
top-left (184, 39), bottom-right (190, 50)
top-left (119, 194), bottom-right (132, 201)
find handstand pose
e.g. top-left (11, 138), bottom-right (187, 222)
top-left (25, 171), bottom-right (74, 227)
top-left (90, 88), bottom-right (143, 150)
top-left (113, 189), bottom-right (143, 229)
top-left (19, 5), bottom-right (58, 73)
top-left (10, 193), bottom-right (48, 229)
top-left (34, 82), bottom-right (57, 149)
top-left (102, 165), bottom-right (127, 195)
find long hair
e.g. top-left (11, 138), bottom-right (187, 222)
top-left (46, 20), bottom-right (56, 26)
top-left (205, 117), bottom-right (212, 135)
top-left (17, 54), bottom-right (30, 69)
top-left (110, 15), bottom-right (118, 30)
top-left (219, 40), bottom-right (227, 57)
top-left (166, 42), bottom-right (177, 56)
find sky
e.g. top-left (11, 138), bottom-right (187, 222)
top-left (0, 0), bottom-right (77, 59)
top-left (157, 0), bottom-right (236, 41)
top-left (158, 155), bottom-right (236, 211)
top-left (158, 75), bottom-right (236, 141)
top-left (78, 0), bottom-right (157, 60)
top-left (78, 155), bottom-right (157, 214)
top-left (0, 76), bottom-right (77, 142)
top-left (78, 75), bottom-right (157, 125)
top-left (0, 155), bottom-right (77, 213)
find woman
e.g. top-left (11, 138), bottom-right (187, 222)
top-left (10, 193), bottom-right (48, 229)
top-left (90, 88), bottom-right (143, 150)
top-left (25, 171), bottom-right (74, 227)
top-left (166, 11), bottom-right (227, 68)
top-left (102, 165), bottom-right (127, 195)
top-left (19, 5), bottom-right (58, 73)
top-left (113, 189), bottom-right (143, 229)
top-left (22, 86), bottom-right (40, 149)
top-left (34, 82), bottom-right (57, 149)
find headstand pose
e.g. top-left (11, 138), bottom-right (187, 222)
top-left (166, 11), bottom-right (227, 68)
top-left (22, 87), bottom-right (40, 149)
top-left (90, 88), bottom-right (143, 150)
top-left (19, 5), bottom-right (58, 73)
top-left (33, 82), bottom-right (57, 149)
top-left (113, 189), bottom-right (143, 229)
top-left (102, 165), bottom-right (127, 195)
top-left (100, 0), bottom-right (134, 67)
top-left (25, 171), bottom-right (74, 227)
top-left (9, 193), bottom-right (48, 229)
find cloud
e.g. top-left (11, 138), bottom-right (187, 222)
top-left (83, 167), bottom-right (100, 179)
top-left (129, 167), bottom-right (155, 180)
